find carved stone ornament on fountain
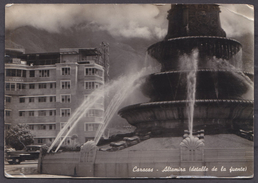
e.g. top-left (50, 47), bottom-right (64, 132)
top-left (180, 136), bottom-right (205, 161)
top-left (80, 141), bottom-right (97, 163)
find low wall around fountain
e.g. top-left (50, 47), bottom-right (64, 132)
top-left (40, 148), bottom-right (253, 178)
top-left (40, 152), bottom-right (80, 176)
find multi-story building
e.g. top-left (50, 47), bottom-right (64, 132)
top-left (4, 46), bottom-right (108, 146)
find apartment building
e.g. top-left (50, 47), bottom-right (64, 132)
top-left (5, 47), bottom-right (108, 145)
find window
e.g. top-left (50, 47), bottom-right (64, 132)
top-left (85, 68), bottom-right (94, 76)
top-left (29, 97), bottom-right (34, 103)
top-left (49, 124), bottom-right (56, 130)
top-left (29, 125), bottom-right (34, 130)
top-left (38, 97), bottom-right (46, 102)
top-left (61, 67), bottom-right (70, 75)
top-left (39, 83), bottom-right (47, 89)
top-left (38, 139), bottom-right (43, 143)
top-left (29, 111), bottom-right (34, 116)
top-left (11, 84), bottom-right (15, 91)
top-left (23, 70), bottom-right (26, 77)
top-left (60, 123), bottom-right (65, 129)
top-left (30, 70), bottom-right (35, 77)
top-left (84, 82), bottom-right (94, 90)
top-left (49, 96), bottom-right (56, 102)
top-left (17, 83), bottom-right (26, 90)
top-left (19, 111), bottom-right (25, 117)
top-left (61, 109), bottom-right (71, 117)
top-left (29, 84), bottom-right (35, 89)
top-left (60, 122), bottom-right (70, 130)
top-left (6, 97), bottom-right (11, 103)
top-left (39, 125), bottom-right (46, 130)
top-left (39, 70), bottom-right (49, 77)
top-left (6, 111), bottom-right (11, 116)
top-left (6, 69), bottom-right (26, 77)
top-left (84, 109), bottom-right (103, 117)
top-left (61, 81), bottom-right (71, 89)
top-left (85, 68), bottom-right (103, 77)
top-left (19, 98), bottom-right (25, 103)
top-left (17, 83), bottom-right (21, 90)
top-left (61, 95), bottom-right (71, 103)
top-left (6, 83), bottom-right (15, 91)
top-left (6, 69), bottom-right (15, 77)
top-left (49, 110), bottom-right (56, 116)
top-left (38, 111), bottom-right (46, 116)
top-left (50, 83), bottom-right (56, 88)
top-left (5, 83), bottom-right (10, 91)
top-left (84, 123), bottom-right (99, 131)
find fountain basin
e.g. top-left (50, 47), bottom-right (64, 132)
top-left (118, 100), bottom-right (253, 135)
top-left (141, 70), bottom-right (253, 101)
top-left (147, 37), bottom-right (241, 69)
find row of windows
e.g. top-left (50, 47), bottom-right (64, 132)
top-left (60, 122), bottom-right (101, 132)
top-left (7, 95), bottom-right (103, 105)
top-left (6, 81), bottom-right (103, 91)
top-left (28, 124), bottom-right (56, 130)
top-left (19, 96), bottom-right (57, 103)
top-left (84, 109), bottom-right (104, 117)
top-left (7, 108), bottom-right (103, 118)
top-left (84, 82), bottom-right (102, 90)
top-left (5, 83), bottom-right (56, 91)
top-left (6, 69), bottom-right (26, 77)
top-left (84, 123), bottom-right (100, 131)
top-left (6, 67), bottom-right (104, 78)
top-left (6, 69), bottom-right (49, 77)
top-left (19, 110), bottom-right (56, 117)
top-left (60, 122), bottom-right (99, 132)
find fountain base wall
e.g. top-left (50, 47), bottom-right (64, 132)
top-left (40, 148), bottom-right (253, 178)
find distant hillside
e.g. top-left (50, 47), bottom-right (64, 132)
top-left (5, 25), bottom-right (160, 79)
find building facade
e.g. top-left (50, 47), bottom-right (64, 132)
top-left (5, 47), bottom-right (107, 146)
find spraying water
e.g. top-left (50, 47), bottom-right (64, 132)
top-left (179, 49), bottom-right (199, 137)
top-left (48, 88), bottom-right (105, 153)
top-left (210, 56), bottom-right (253, 89)
top-left (94, 69), bottom-right (147, 144)
top-left (48, 66), bottom-right (154, 153)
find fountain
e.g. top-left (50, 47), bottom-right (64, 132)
top-left (41, 4), bottom-right (253, 178)
top-left (118, 4), bottom-right (253, 137)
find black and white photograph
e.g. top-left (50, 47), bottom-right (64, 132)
top-left (4, 3), bottom-right (254, 178)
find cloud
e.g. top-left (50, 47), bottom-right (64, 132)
top-left (220, 4), bottom-right (254, 37)
top-left (5, 4), bottom-right (169, 39)
top-left (5, 4), bottom-right (254, 39)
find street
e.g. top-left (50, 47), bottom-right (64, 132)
top-left (4, 160), bottom-right (71, 178)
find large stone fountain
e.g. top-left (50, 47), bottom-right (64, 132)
top-left (119, 4), bottom-right (253, 137)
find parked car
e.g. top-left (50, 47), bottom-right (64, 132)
top-left (238, 129), bottom-right (253, 141)
top-left (6, 145), bottom-right (42, 164)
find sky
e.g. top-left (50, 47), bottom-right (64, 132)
top-left (5, 4), bottom-right (254, 40)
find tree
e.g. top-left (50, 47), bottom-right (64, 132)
top-left (5, 124), bottom-right (34, 150)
